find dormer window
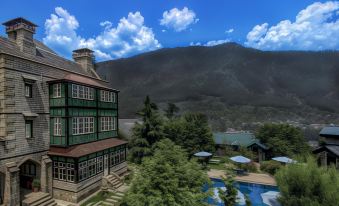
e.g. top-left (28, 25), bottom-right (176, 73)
top-left (25, 84), bottom-right (32, 98)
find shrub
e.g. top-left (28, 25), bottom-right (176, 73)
top-left (260, 161), bottom-right (281, 175)
top-left (32, 179), bottom-right (40, 188)
top-left (276, 157), bottom-right (339, 206)
top-left (240, 162), bottom-right (258, 173)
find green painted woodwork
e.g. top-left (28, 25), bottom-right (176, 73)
top-left (49, 83), bottom-right (67, 107)
top-left (68, 108), bottom-right (97, 116)
top-left (50, 117), bottom-right (66, 146)
top-left (50, 108), bottom-right (66, 116)
top-left (98, 130), bottom-right (117, 140)
top-left (69, 133), bottom-right (97, 145)
top-left (50, 98), bottom-right (66, 107)
top-left (49, 80), bottom-right (119, 148)
top-left (68, 98), bottom-right (97, 107)
top-left (98, 110), bottom-right (117, 116)
top-left (98, 101), bottom-right (117, 109)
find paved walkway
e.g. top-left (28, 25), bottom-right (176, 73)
top-left (207, 169), bottom-right (277, 186)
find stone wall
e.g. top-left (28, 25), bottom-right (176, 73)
top-left (53, 172), bottom-right (103, 203)
top-left (52, 161), bottom-right (127, 203)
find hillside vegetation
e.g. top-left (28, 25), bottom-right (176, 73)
top-left (96, 43), bottom-right (339, 131)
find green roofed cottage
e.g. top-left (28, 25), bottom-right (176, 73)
top-left (214, 131), bottom-right (269, 162)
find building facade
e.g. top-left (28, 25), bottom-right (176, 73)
top-left (313, 126), bottom-right (339, 169)
top-left (0, 18), bottom-right (127, 205)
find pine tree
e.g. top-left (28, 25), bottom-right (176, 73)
top-left (129, 96), bottom-right (164, 164)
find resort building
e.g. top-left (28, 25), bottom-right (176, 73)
top-left (214, 131), bottom-right (269, 162)
top-left (313, 126), bottom-right (339, 169)
top-left (0, 17), bottom-right (127, 205)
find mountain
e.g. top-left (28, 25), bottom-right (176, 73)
top-left (95, 43), bottom-right (339, 131)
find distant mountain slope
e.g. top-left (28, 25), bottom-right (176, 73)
top-left (95, 43), bottom-right (339, 131)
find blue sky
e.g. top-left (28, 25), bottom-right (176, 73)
top-left (0, 0), bottom-right (338, 60)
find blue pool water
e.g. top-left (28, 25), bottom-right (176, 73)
top-left (203, 178), bottom-right (280, 206)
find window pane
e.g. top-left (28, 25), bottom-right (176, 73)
top-left (25, 121), bottom-right (32, 138)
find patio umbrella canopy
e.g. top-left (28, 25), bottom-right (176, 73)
top-left (230, 155), bottom-right (251, 163)
top-left (272, 156), bottom-right (296, 164)
top-left (194, 151), bottom-right (212, 157)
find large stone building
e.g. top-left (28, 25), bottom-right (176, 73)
top-left (0, 17), bottom-right (127, 205)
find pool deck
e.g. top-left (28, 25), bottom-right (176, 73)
top-left (207, 169), bottom-right (277, 186)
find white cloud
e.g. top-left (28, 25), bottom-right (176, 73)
top-left (204, 39), bottom-right (230, 46)
top-left (43, 7), bottom-right (161, 60)
top-left (160, 7), bottom-right (199, 32)
top-left (190, 39), bottom-right (230, 47)
top-left (225, 28), bottom-right (234, 34)
top-left (245, 1), bottom-right (339, 50)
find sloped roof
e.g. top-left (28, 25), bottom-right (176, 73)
top-left (313, 145), bottom-right (339, 157)
top-left (319, 126), bottom-right (339, 137)
top-left (0, 36), bottom-right (98, 78)
top-left (49, 138), bottom-right (127, 158)
top-left (214, 132), bottom-right (256, 146)
top-left (247, 140), bottom-right (269, 150)
top-left (48, 73), bottom-right (117, 91)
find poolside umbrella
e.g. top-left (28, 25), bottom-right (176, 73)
top-left (261, 191), bottom-right (281, 206)
top-left (230, 155), bottom-right (251, 164)
top-left (272, 156), bottom-right (296, 164)
top-left (194, 151), bottom-right (212, 157)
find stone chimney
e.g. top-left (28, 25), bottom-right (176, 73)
top-left (72, 48), bottom-right (95, 73)
top-left (2, 17), bottom-right (37, 55)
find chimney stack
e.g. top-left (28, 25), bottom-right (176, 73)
top-left (2, 17), bottom-right (37, 55)
top-left (72, 48), bottom-right (95, 73)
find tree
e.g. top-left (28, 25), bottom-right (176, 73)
top-left (165, 103), bottom-right (180, 119)
top-left (276, 157), bottom-right (339, 206)
top-left (256, 124), bottom-right (310, 157)
top-left (218, 176), bottom-right (238, 206)
top-left (164, 112), bottom-right (215, 157)
top-left (124, 139), bottom-right (210, 206)
top-left (128, 96), bottom-right (164, 164)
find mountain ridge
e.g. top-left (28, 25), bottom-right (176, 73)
top-left (96, 42), bottom-right (339, 131)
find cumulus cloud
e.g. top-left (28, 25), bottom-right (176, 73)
top-left (245, 1), bottom-right (339, 50)
top-left (160, 7), bottom-right (199, 32)
top-left (43, 7), bottom-right (161, 60)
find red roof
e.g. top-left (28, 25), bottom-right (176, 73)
top-left (48, 73), bottom-right (117, 91)
top-left (49, 138), bottom-right (127, 158)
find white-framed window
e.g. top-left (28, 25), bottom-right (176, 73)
top-left (25, 83), bottom-right (32, 98)
top-left (100, 90), bottom-right (115, 102)
top-left (79, 161), bottom-right (88, 181)
top-left (58, 162), bottom-right (66, 181)
top-left (66, 163), bottom-right (75, 182)
top-left (72, 117), bottom-right (94, 135)
top-left (25, 120), bottom-right (33, 138)
top-left (89, 88), bottom-right (94, 100)
top-left (72, 84), bottom-right (94, 100)
top-left (54, 118), bottom-right (62, 136)
top-left (88, 158), bottom-right (96, 177)
top-left (100, 117), bottom-right (115, 131)
top-left (53, 83), bottom-right (61, 98)
top-left (53, 162), bottom-right (59, 179)
top-left (72, 84), bottom-right (79, 98)
top-left (97, 156), bottom-right (103, 173)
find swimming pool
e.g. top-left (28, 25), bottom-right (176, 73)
top-left (203, 178), bottom-right (280, 206)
